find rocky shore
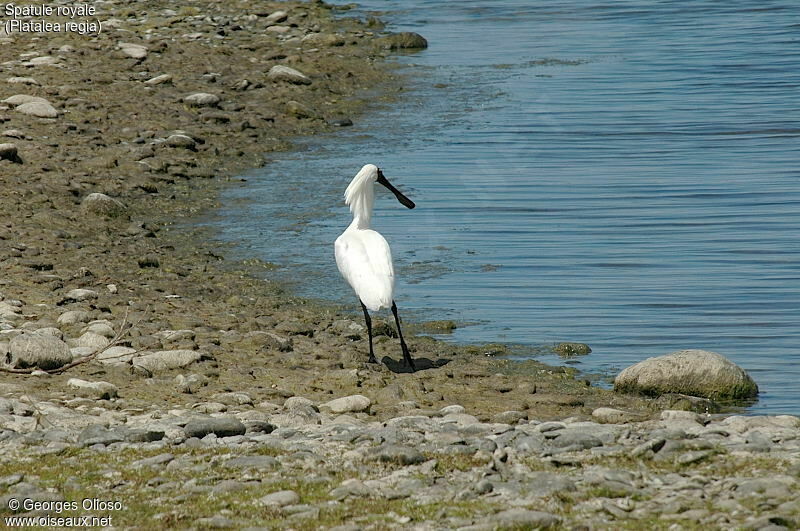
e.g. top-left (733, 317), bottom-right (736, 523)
top-left (0, 0), bottom-right (798, 529)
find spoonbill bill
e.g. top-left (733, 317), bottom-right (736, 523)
top-left (334, 164), bottom-right (417, 371)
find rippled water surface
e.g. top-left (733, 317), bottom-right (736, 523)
top-left (214, 1), bottom-right (800, 414)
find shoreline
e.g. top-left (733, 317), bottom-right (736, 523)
top-left (1, 1), bottom-right (798, 528)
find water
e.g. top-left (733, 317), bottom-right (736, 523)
top-left (213, 1), bottom-right (800, 415)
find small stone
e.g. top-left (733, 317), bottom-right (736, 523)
top-left (15, 101), bottom-right (58, 118)
top-left (494, 509), bottom-right (561, 529)
top-left (264, 10), bottom-right (288, 24)
top-left (224, 456), bottom-right (279, 470)
top-left (67, 378), bottom-right (118, 399)
top-left (592, 407), bottom-right (645, 424)
top-left (259, 490), bottom-right (299, 507)
top-left (80, 193), bottom-right (126, 217)
top-left (183, 93), bottom-right (220, 107)
top-left (6, 77), bottom-right (39, 85)
top-left (62, 288), bottom-right (99, 303)
top-left (0, 143), bottom-right (21, 163)
top-left (267, 65), bottom-right (312, 85)
top-left (57, 310), bottom-right (91, 325)
top-left (144, 74), bottom-right (172, 85)
top-left (133, 349), bottom-right (204, 373)
top-left (132, 453), bottom-right (174, 468)
top-left (118, 42), bottom-right (148, 59)
top-left (366, 444), bottom-right (425, 466)
top-left (2, 95), bottom-right (51, 106)
top-left (175, 373), bottom-right (209, 394)
top-left (165, 134), bottom-right (196, 150)
top-left (78, 425), bottom-right (125, 447)
top-left (73, 332), bottom-right (110, 350)
top-left (184, 417), bottom-right (246, 438)
top-left (320, 395), bottom-right (371, 414)
top-left (328, 117), bottom-right (353, 127)
top-left (24, 55), bottom-right (59, 66)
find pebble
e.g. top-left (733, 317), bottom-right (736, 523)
top-left (118, 42), bottom-right (148, 59)
top-left (267, 65), bottom-right (312, 85)
top-left (0, 143), bottom-right (21, 163)
top-left (67, 378), bottom-right (119, 399)
top-left (14, 101), bottom-right (59, 118)
top-left (144, 74), bottom-right (172, 85)
top-left (6, 77), bottom-right (39, 85)
top-left (259, 490), bottom-right (299, 507)
top-left (320, 394), bottom-right (371, 414)
top-left (133, 349), bottom-right (204, 373)
top-left (183, 93), bottom-right (220, 107)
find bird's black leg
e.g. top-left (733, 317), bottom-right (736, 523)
top-left (360, 300), bottom-right (377, 364)
top-left (391, 301), bottom-right (416, 372)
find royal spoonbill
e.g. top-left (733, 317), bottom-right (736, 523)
top-left (334, 164), bottom-right (417, 371)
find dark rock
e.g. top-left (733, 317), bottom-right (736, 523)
top-left (184, 416), bottom-right (246, 438)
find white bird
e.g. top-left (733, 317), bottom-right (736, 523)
top-left (335, 164), bottom-right (417, 371)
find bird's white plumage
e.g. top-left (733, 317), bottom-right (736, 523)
top-left (335, 229), bottom-right (394, 311)
top-left (335, 164), bottom-right (397, 312)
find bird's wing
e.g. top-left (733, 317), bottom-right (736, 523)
top-left (335, 229), bottom-right (395, 311)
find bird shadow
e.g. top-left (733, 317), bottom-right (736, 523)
top-left (380, 356), bottom-right (450, 373)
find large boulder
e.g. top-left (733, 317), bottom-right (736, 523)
top-left (614, 349), bottom-right (758, 401)
top-left (6, 333), bottom-right (73, 370)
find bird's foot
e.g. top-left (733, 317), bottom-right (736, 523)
top-left (367, 354), bottom-right (378, 364)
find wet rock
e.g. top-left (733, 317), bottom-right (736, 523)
top-left (320, 394), bottom-right (371, 414)
top-left (554, 342), bottom-right (592, 356)
top-left (328, 117), bottom-right (353, 127)
top-left (80, 192), bottom-right (126, 217)
top-left (375, 32), bottom-right (428, 50)
top-left (267, 65), bottom-right (312, 85)
top-left (615, 349), bottom-right (758, 400)
top-left (67, 378), bottom-right (118, 399)
top-left (285, 100), bottom-right (317, 119)
top-left (183, 93), bottom-right (220, 107)
top-left (15, 101), bottom-right (59, 118)
top-left (133, 349), bottom-right (205, 373)
top-left (6, 333), bottom-right (72, 370)
top-left (184, 416), bottom-right (246, 438)
top-left (259, 490), bottom-right (299, 507)
top-left (0, 143), bottom-right (22, 163)
top-left (118, 42), bottom-right (148, 59)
